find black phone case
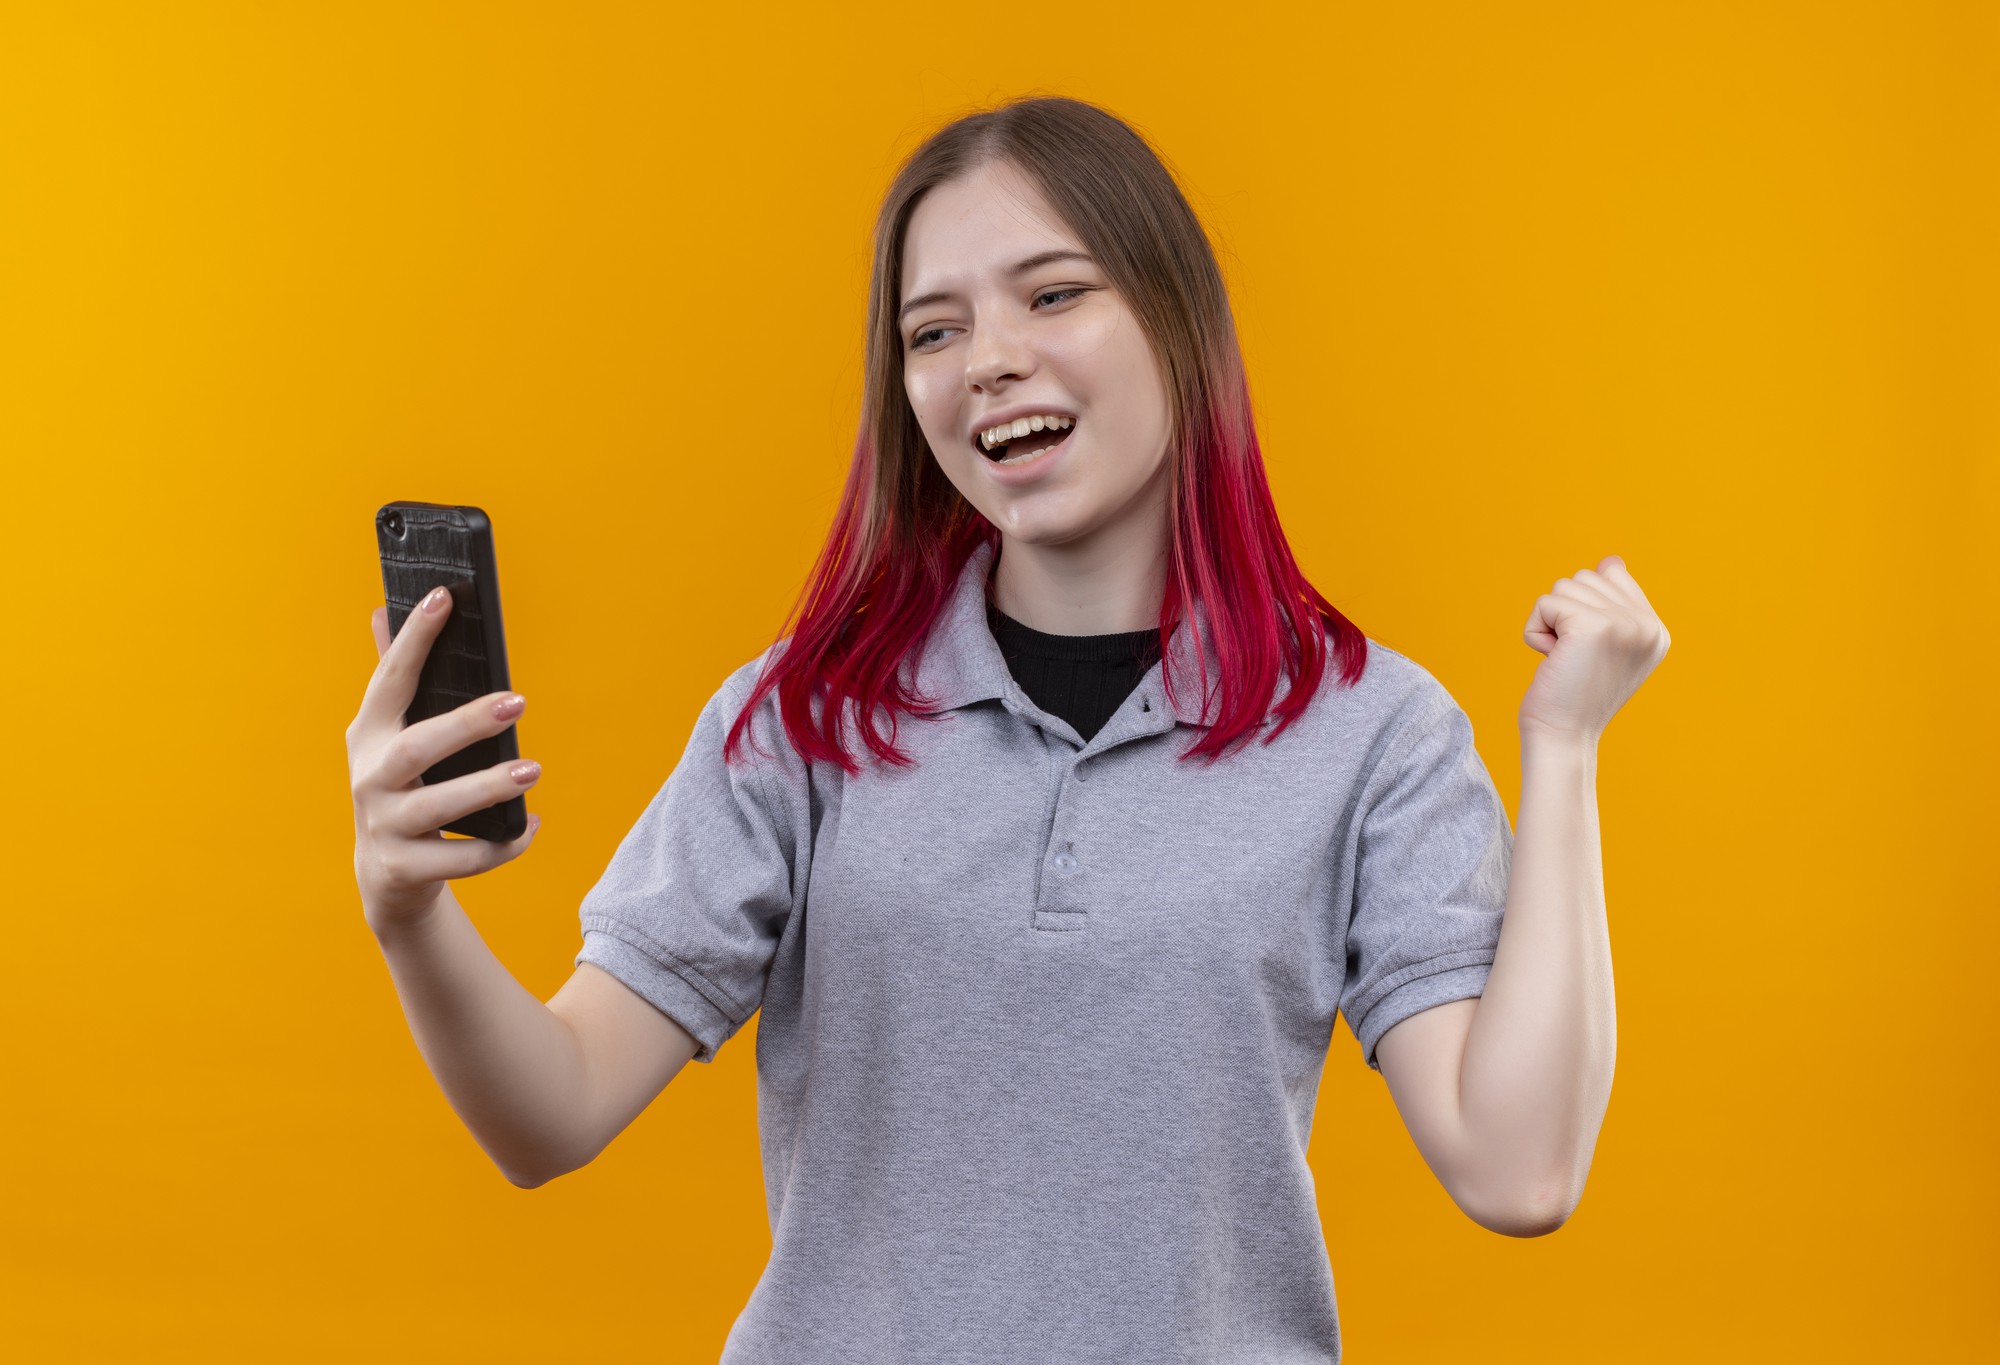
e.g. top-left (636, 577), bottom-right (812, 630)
top-left (374, 501), bottom-right (525, 842)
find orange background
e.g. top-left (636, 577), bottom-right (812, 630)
top-left (4, 2), bottom-right (1993, 1360)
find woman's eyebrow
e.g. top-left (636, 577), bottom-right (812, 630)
top-left (899, 250), bottom-right (1096, 321)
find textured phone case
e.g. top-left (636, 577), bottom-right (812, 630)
top-left (374, 501), bottom-right (525, 842)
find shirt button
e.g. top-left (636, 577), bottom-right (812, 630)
top-left (1074, 761), bottom-right (1089, 782)
top-left (1053, 853), bottom-right (1077, 872)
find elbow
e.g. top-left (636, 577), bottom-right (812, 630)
top-left (1470, 1197), bottom-right (1574, 1239)
top-left (1457, 1169), bottom-right (1583, 1238)
top-left (505, 1154), bottom-right (587, 1189)
top-left (498, 1136), bottom-right (597, 1190)
top-left (501, 1150), bottom-right (577, 1190)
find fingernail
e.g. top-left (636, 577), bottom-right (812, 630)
top-left (493, 694), bottom-right (525, 721)
top-left (510, 761), bottom-right (542, 785)
top-left (422, 586), bottom-right (448, 614)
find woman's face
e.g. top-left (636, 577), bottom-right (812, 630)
top-left (898, 159), bottom-right (1173, 554)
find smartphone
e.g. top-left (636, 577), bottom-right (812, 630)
top-left (374, 501), bottom-right (526, 842)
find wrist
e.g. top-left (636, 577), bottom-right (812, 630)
top-left (366, 890), bottom-right (449, 952)
top-left (1519, 726), bottom-right (1599, 771)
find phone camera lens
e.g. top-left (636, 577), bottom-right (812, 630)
top-left (384, 511), bottom-right (405, 539)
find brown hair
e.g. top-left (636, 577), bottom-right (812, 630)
top-left (726, 94), bottom-right (1367, 774)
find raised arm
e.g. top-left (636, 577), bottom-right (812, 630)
top-left (350, 588), bottom-right (700, 1187)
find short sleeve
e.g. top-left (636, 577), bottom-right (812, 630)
top-left (572, 672), bottom-right (802, 1064)
top-left (1340, 696), bottom-right (1513, 1073)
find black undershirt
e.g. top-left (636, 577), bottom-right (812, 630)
top-left (986, 600), bottom-right (1165, 744)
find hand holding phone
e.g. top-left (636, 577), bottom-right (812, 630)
top-left (348, 586), bottom-right (544, 930)
top-left (347, 503), bottom-right (540, 933)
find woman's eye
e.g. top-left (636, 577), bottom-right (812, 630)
top-left (907, 288), bottom-right (1087, 351)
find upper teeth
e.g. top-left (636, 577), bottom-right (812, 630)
top-left (980, 414), bottom-right (1073, 450)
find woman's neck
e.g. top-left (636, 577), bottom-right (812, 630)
top-left (986, 530), bottom-right (1170, 636)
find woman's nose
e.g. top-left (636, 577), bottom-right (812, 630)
top-left (964, 310), bottom-right (1035, 391)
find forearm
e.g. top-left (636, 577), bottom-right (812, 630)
top-left (371, 885), bottom-right (591, 1187)
top-left (1456, 732), bottom-right (1617, 1224)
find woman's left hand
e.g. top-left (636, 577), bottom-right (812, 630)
top-left (1518, 554), bottom-right (1671, 745)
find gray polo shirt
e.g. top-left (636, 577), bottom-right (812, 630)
top-left (574, 537), bottom-right (1513, 1364)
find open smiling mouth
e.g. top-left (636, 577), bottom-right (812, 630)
top-left (977, 419), bottom-right (1076, 468)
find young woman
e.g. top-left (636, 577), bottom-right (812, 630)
top-left (350, 95), bottom-right (1662, 1363)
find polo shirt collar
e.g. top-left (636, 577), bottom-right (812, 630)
top-left (908, 537), bottom-right (1283, 732)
